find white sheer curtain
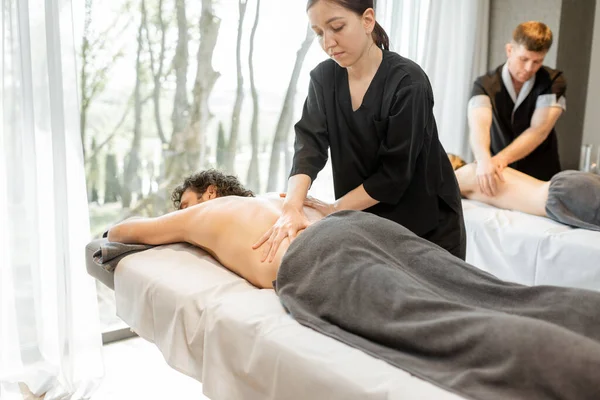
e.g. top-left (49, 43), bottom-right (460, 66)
top-left (1, 0), bottom-right (104, 399)
top-left (376, 0), bottom-right (430, 62)
top-left (421, 0), bottom-right (489, 159)
top-left (377, 0), bottom-right (489, 159)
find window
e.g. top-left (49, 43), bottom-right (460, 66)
top-left (79, 0), bottom-right (330, 336)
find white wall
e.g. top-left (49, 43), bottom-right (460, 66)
top-left (583, 2), bottom-right (600, 150)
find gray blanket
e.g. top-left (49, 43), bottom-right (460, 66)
top-left (276, 210), bottom-right (600, 400)
top-left (92, 241), bottom-right (154, 273)
top-left (546, 170), bottom-right (600, 231)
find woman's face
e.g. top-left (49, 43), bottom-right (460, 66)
top-left (307, 1), bottom-right (375, 68)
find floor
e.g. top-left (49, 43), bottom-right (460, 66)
top-left (92, 337), bottom-right (209, 400)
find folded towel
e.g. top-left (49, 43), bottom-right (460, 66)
top-left (546, 170), bottom-right (600, 231)
top-left (93, 241), bottom-right (154, 272)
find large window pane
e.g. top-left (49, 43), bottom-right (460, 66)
top-left (79, 0), bottom-right (331, 333)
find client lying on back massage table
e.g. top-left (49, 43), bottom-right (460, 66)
top-left (448, 154), bottom-right (600, 231)
top-left (108, 169), bottom-right (600, 400)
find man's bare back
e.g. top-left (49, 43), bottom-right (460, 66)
top-left (108, 195), bottom-right (324, 289)
top-left (184, 196), bottom-right (325, 288)
top-left (455, 163), bottom-right (550, 216)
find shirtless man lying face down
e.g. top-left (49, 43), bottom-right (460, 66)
top-left (107, 170), bottom-right (324, 289)
top-left (448, 154), bottom-right (600, 231)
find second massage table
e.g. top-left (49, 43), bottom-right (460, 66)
top-left (462, 199), bottom-right (600, 290)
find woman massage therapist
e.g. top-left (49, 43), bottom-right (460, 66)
top-left (254, 0), bottom-right (466, 260)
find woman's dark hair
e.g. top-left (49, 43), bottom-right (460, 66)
top-left (171, 169), bottom-right (254, 209)
top-left (306, 0), bottom-right (389, 51)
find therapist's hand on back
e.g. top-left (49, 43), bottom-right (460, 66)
top-left (252, 202), bottom-right (310, 262)
top-left (302, 195), bottom-right (336, 216)
top-left (280, 192), bottom-right (337, 217)
top-left (254, 174), bottom-right (312, 262)
top-left (475, 157), bottom-right (505, 197)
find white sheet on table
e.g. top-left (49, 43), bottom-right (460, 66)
top-left (463, 199), bottom-right (600, 290)
top-left (114, 243), bottom-right (465, 400)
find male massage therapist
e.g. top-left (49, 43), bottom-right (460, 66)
top-left (468, 21), bottom-right (566, 196)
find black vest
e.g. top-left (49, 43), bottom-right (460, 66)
top-left (472, 66), bottom-right (566, 181)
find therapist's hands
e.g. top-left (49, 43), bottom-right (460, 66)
top-left (279, 193), bottom-right (337, 217)
top-left (491, 154), bottom-right (509, 171)
top-left (302, 195), bottom-right (336, 216)
top-left (252, 202), bottom-right (310, 263)
top-left (475, 156), bottom-right (505, 197)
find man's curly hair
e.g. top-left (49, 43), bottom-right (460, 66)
top-left (171, 169), bottom-right (254, 209)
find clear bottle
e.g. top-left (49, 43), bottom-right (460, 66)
top-left (580, 144), bottom-right (592, 172)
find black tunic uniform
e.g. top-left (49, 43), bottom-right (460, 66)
top-left (471, 65), bottom-right (566, 181)
top-left (290, 50), bottom-right (466, 259)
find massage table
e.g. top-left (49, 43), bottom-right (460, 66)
top-left (85, 238), bottom-right (465, 400)
top-left (462, 199), bottom-right (600, 290)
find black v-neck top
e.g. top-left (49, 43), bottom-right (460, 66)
top-left (290, 50), bottom-right (462, 237)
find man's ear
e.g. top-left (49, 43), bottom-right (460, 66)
top-left (207, 184), bottom-right (217, 199)
top-left (505, 42), bottom-right (512, 58)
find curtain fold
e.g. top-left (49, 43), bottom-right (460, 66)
top-left (421, 0), bottom-right (490, 159)
top-left (376, 0), bottom-right (489, 160)
top-left (1, 0), bottom-right (104, 399)
top-left (376, 0), bottom-right (430, 62)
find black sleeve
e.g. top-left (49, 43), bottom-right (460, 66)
top-left (363, 83), bottom-right (429, 204)
top-left (289, 77), bottom-right (329, 183)
top-left (550, 73), bottom-right (567, 98)
top-left (470, 76), bottom-right (487, 97)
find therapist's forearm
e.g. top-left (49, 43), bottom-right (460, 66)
top-left (468, 108), bottom-right (493, 163)
top-left (284, 174), bottom-right (312, 209)
top-left (333, 184), bottom-right (379, 212)
top-left (495, 128), bottom-right (548, 165)
top-left (470, 128), bottom-right (492, 163)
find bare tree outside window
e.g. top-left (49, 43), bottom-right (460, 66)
top-left (78, 0), bottom-right (327, 333)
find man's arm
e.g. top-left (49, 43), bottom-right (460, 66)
top-left (468, 102), bottom-right (505, 196)
top-left (107, 208), bottom-right (191, 245)
top-left (493, 106), bottom-right (563, 167)
top-left (468, 105), bottom-right (493, 163)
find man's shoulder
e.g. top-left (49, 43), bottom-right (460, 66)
top-left (537, 66), bottom-right (565, 84)
top-left (196, 195), bottom-right (262, 212)
top-left (474, 65), bottom-right (503, 87)
top-left (185, 196), bottom-right (277, 232)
